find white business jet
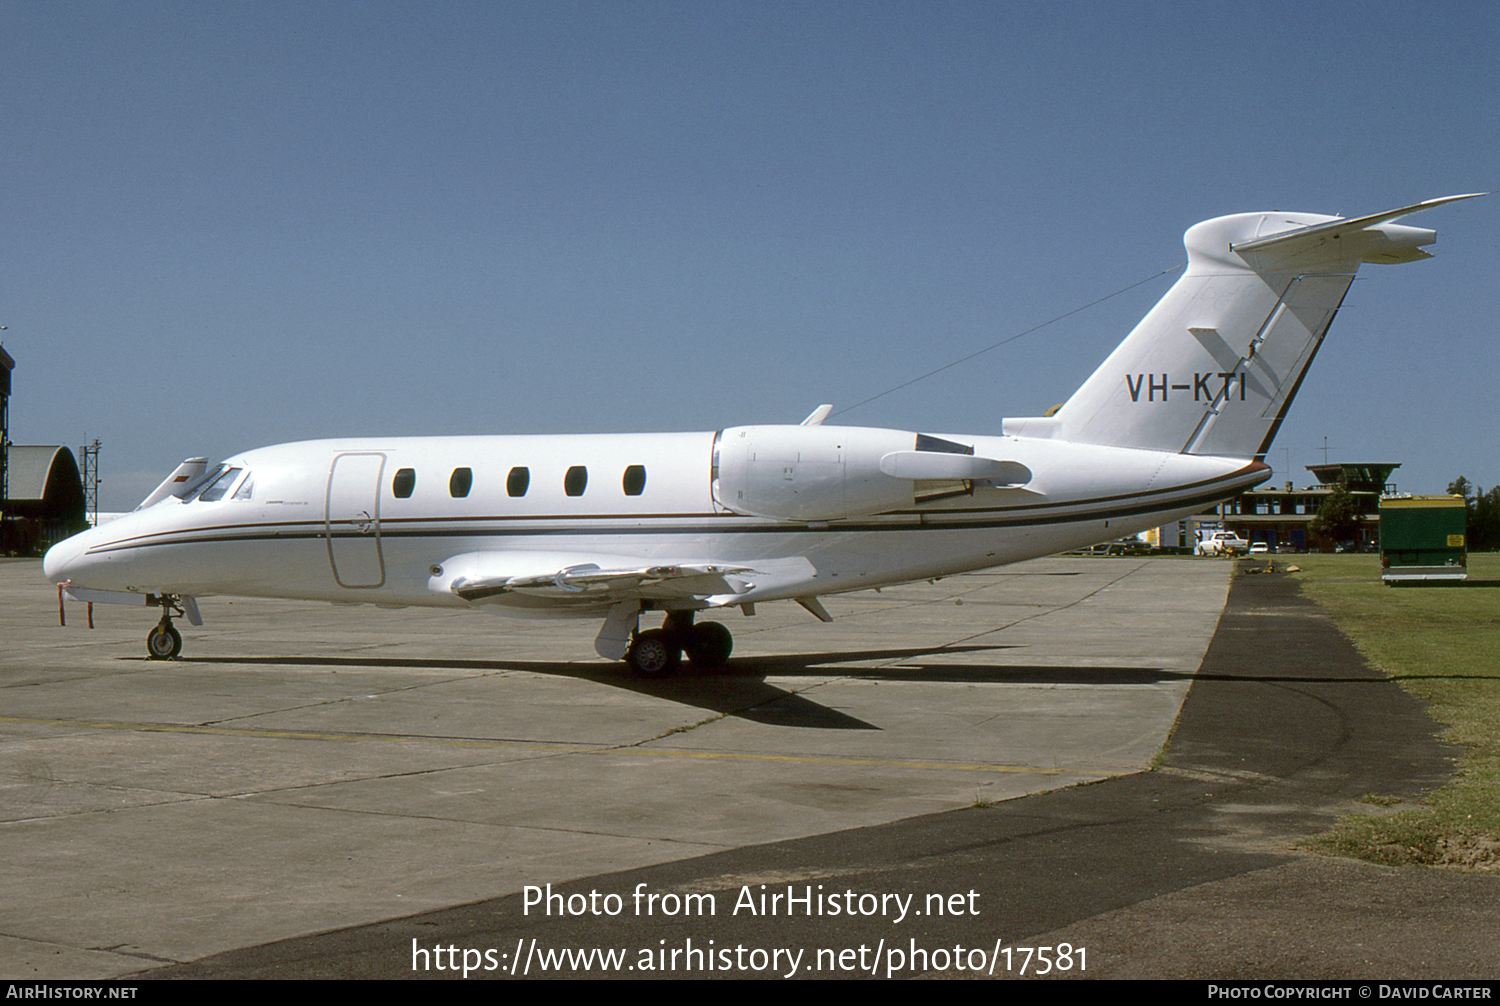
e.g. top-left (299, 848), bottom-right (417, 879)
top-left (44, 196), bottom-right (1478, 673)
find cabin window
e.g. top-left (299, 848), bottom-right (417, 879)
top-left (564, 466), bottom-right (588, 497)
top-left (507, 467), bottom-right (530, 497)
top-left (449, 468), bottom-right (473, 498)
top-left (392, 468), bottom-right (416, 499)
top-left (195, 467), bottom-right (244, 502)
top-left (622, 465), bottom-right (646, 496)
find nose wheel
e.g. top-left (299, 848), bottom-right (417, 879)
top-left (146, 621), bottom-right (182, 660)
top-left (145, 595), bottom-right (186, 660)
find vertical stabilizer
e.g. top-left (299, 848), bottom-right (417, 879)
top-left (1015, 195), bottom-right (1480, 459)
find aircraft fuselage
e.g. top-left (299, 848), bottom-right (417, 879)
top-left (45, 429), bottom-right (1265, 613)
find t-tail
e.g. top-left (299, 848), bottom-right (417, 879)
top-left (1005, 195), bottom-right (1483, 459)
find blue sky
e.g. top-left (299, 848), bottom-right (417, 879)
top-left (3, 1), bottom-right (1496, 509)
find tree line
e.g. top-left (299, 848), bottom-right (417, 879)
top-left (1447, 477), bottom-right (1500, 551)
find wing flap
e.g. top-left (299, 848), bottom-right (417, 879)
top-left (432, 551), bottom-right (756, 605)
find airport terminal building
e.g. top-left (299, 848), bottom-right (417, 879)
top-left (1193, 463), bottom-right (1398, 552)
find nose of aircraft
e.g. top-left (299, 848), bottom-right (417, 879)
top-left (43, 530), bottom-right (91, 585)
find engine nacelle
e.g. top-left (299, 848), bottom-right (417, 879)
top-left (711, 425), bottom-right (928, 521)
top-left (713, 425), bottom-right (1031, 521)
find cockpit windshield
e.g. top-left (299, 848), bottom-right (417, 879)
top-left (175, 464), bottom-right (225, 500)
top-left (184, 465), bottom-right (250, 502)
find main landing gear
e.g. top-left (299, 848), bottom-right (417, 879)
top-left (624, 611), bottom-right (734, 677)
top-left (145, 595), bottom-right (186, 660)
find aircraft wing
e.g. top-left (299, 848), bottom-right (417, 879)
top-left (432, 551), bottom-right (758, 606)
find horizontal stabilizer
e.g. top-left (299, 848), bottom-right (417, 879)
top-left (1231, 193), bottom-right (1484, 265)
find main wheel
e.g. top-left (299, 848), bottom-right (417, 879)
top-left (683, 621), bottom-right (733, 669)
top-left (625, 629), bottom-right (680, 677)
top-left (146, 624), bottom-right (182, 660)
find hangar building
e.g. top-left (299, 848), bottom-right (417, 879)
top-left (1, 347), bottom-right (90, 555)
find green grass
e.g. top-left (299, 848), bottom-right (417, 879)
top-left (1279, 553), bottom-right (1500, 869)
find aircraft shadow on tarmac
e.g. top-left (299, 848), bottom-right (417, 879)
top-left (176, 646), bottom-right (1181, 731)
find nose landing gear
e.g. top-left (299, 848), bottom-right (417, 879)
top-left (145, 595), bottom-right (187, 660)
top-left (146, 620), bottom-right (182, 660)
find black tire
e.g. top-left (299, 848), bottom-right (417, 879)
top-left (683, 621), bottom-right (733, 669)
top-left (625, 629), bottom-right (680, 677)
top-left (146, 624), bottom-right (182, 660)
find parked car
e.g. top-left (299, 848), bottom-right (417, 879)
top-left (1196, 531), bottom-right (1249, 556)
